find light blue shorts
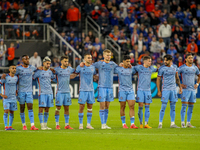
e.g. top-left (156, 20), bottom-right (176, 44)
top-left (3, 100), bottom-right (17, 111)
top-left (78, 91), bottom-right (95, 104)
top-left (56, 92), bottom-right (71, 106)
top-left (181, 90), bottom-right (196, 103)
top-left (18, 92), bottom-right (33, 104)
top-left (38, 94), bottom-right (54, 107)
top-left (118, 91), bottom-right (135, 102)
top-left (136, 90), bottom-right (152, 104)
top-left (97, 87), bottom-right (114, 102)
top-left (161, 90), bottom-right (178, 103)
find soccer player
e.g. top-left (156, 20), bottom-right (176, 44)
top-left (135, 56), bottom-right (158, 129)
top-left (114, 56), bottom-right (138, 129)
top-left (76, 53), bottom-right (97, 129)
top-left (0, 65), bottom-right (18, 130)
top-left (157, 54), bottom-right (182, 128)
top-left (54, 56), bottom-right (76, 130)
top-left (178, 53), bottom-right (200, 128)
top-left (33, 56), bottom-right (55, 130)
top-left (15, 55), bottom-right (38, 130)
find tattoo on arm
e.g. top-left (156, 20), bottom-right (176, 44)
top-left (176, 73), bottom-right (181, 87)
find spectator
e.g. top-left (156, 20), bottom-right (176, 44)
top-left (130, 53), bottom-right (135, 65)
top-left (129, 19), bottom-right (140, 33)
top-left (5, 18), bottom-right (16, 39)
top-left (29, 20), bottom-right (39, 39)
top-left (91, 46), bottom-right (98, 61)
top-left (97, 11), bottom-right (109, 35)
top-left (119, 0), bottom-right (131, 14)
top-left (29, 52), bottom-right (42, 67)
top-left (93, 37), bottom-right (102, 53)
top-left (84, 0), bottom-right (94, 15)
top-left (167, 44), bottom-right (177, 58)
top-left (145, 0), bottom-right (155, 13)
top-left (7, 41), bottom-right (19, 66)
top-left (162, 0), bottom-right (170, 13)
top-left (68, 31), bottom-right (78, 44)
top-left (95, 0), bottom-right (102, 10)
top-left (91, 6), bottom-right (101, 21)
top-left (112, 0), bottom-right (119, 10)
top-left (66, 3), bottom-right (81, 28)
top-left (136, 36), bottom-right (144, 53)
top-left (177, 56), bottom-right (184, 67)
top-left (137, 25), bottom-right (148, 37)
top-left (153, 5), bottom-right (161, 18)
top-left (150, 12), bottom-right (160, 26)
top-left (42, 4), bottom-right (51, 23)
top-left (172, 25), bottom-right (183, 37)
top-left (158, 19), bottom-right (171, 48)
top-left (136, 6), bottom-right (146, 21)
top-left (132, 45), bottom-right (139, 63)
top-left (124, 11), bottom-right (135, 27)
top-left (197, 28), bottom-right (200, 52)
top-left (150, 36), bottom-right (158, 53)
top-left (51, 0), bottom-right (63, 27)
top-left (119, 6), bottom-right (127, 22)
top-left (8, 3), bottom-right (18, 18)
top-left (52, 57), bottom-right (60, 67)
top-left (171, 0), bottom-right (178, 13)
top-left (84, 36), bottom-right (93, 50)
top-left (167, 13), bottom-right (177, 25)
top-left (110, 12), bottom-right (119, 26)
top-left (88, 31), bottom-right (95, 43)
top-left (0, 39), bottom-right (7, 66)
top-left (175, 6), bottom-right (184, 23)
top-left (118, 32), bottom-right (127, 46)
top-left (184, 14), bottom-right (193, 27)
top-left (36, 0), bottom-right (46, 22)
top-left (157, 38), bottom-right (166, 58)
top-left (140, 12), bottom-right (151, 28)
top-left (82, 45), bottom-right (90, 57)
top-left (0, 0), bottom-right (10, 11)
top-left (192, 17), bottom-right (198, 27)
top-left (197, 4), bottom-right (200, 20)
top-left (101, 4), bottom-right (109, 16)
top-left (109, 25), bottom-right (120, 41)
top-left (131, 29), bottom-right (139, 47)
top-left (187, 39), bottom-right (198, 54)
top-left (18, 4), bottom-right (26, 19)
top-left (106, 1), bottom-right (113, 12)
top-left (162, 9), bottom-right (169, 20)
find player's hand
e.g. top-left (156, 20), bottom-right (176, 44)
top-left (1, 94), bottom-right (7, 99)
top-left (37, 66), bottom-right (43, 70)
top-left (80, 62), bottom-right (85, 67)
top-left (70, 74), bottom-right (77, 79)
top-left (50, 68), bottom-right (55, 74)
top-left (1, 73), bottom-right (6, 79)
top-left (119, 63), bottom-right (123, 67)
top-left (179, 87), bottom-right (182, 94)
top-left (157, 91), bottom-right (162, 97)
top-left (194, 84), bottom-right (199, 89)
top-left (181, 84), bottom-right (187, 89)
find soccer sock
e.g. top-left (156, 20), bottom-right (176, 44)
top-left (159, 102), bottom-right (167, 123)
top-left (99, 110), bottom-right (105, 125)
top-left (181, 104), bottom-right (187, 122)
top-left (9, 113), bottom-right (14, 127)
top-left (187, 104), bottom-right (194, 123)
top-left (55, 114), bottom-right (60, 126)
top-left (145, 105), bottom-right (150, 125)
top-left (121, 116), bottom-right (126, 125)
top-left (64, 114), bottom-right (69, 126)
top-left (138, 106), bottom-right (143, 124)
top-left (130, 116), bottom-right (135, 125)
top-left (20, 113), bottom-right (25, 125)
top-left (78, 113), bottom-right (84, 125)
top-left (38, 113), bottom-right (43, 124)
top-left (104, 109), bottom-right (109, 124)
top-left (3, 113), bottom-right (8, 127)
top-left (87, 112), bottom-right (92, 125)
top-left (170, 102), bottom-right (176, 123)
top-left (44, 112), bottom-right (49, 123)
top-left (28, 110), bottom-right (34, 126)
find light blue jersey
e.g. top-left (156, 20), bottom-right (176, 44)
top-left (54, 66), bottom-right (75, 93)
top-left (135, 65), bottom-right (157, 91)
top-left (158, 64), bottom-right (178, 91)
top-left (15, 65), bottom-right (37, 93)
top-left (75, 65), bottom-right (96, 91)
top-left (33, 69), bottom-right (55, 95)
top-left (114, 66), bottom-right (136, 91)
top-left (0, 74), bottom-right (18, 102)
top-left (178, 64), bottom-right (200, 91)
top-left (93, 61), bottom-right (118, 88)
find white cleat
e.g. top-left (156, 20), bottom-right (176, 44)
top-left (86, 125), bottom-right (94, 129)
top-left (105, 125), bottom-right (111, 129)
top-left (181, 123), bottom-right (186, 128)
top-left (186, 122), bottom-right (195, 128)
top-left (43, 123), bottom-right (52, 130)
top-left (101, 124), bottom-right (106, 129)
top-left (79, 126), bottom-right (83, 129)
top-left (41, 124), bottom-right (47, 130)
top-left (158, 124), bottom-right (162, 129)
top-left (170, 124), bottom-right (180, 128)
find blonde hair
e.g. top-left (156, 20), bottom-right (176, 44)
top-left (103, 49), bottom-right (111, 54)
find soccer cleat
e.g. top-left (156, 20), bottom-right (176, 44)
top-left (144, 124), bottom-right (152, 129)
top-left (186, 123), bottom-right (195, 128)
top-left (86, 125), bottom-right (94, 129)
top-left (45, 126), bottom-right (52, 130)
top-left (105, 125), bottom-right (111, 129)
top-left (56, 125), bottom-right (60, 130)
top-left (79, 125), bottom-right (83, 130)
top-left (123, 124), bottom-right (129, 129)
top-left (170, 124), bottom-right (180, 128)
top-left (130, 124), bottom-right (138, 129)
top-left (158, 124), bottom-right (162, 129)
top-left (23, 125), bottom-right (27, 130)
top-left (65, 125), bottom-right (74, 129)
top-left (139, 124), bottom-right (143, 129)
top-left (8, 126), bottom-right (15, 130)
top-left (101, 124), bottom-right (106, 129)
top-left (5, 126), bottom-right (9, 130)
top-left (30, 125), bottom-right (39, 130)
top-left (181, 123), bottom-right (186, 128)
top-left (41, 123), bottom-right (46, 130)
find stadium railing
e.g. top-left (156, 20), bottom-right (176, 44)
top-left (105, 35), bottom-right (121, 63)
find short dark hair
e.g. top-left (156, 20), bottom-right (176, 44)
top-left (143, 56), bottom-right (151, 61)
top-left (84, 53), bottom-right (91, 58)
top-left (185, 53), bottom-right (193, 59)
top-left (9, 64), bottom-right (16, 68)
top-left (22, 55), bottom-right (29, 59)
top-left (123, 55), bottom-right (131, 61)
top-left (164, 54), bottom-right (173, 61)
top-left (61, 56), bottom-right (69, 61)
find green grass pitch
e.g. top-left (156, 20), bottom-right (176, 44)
top-left (0, 98), bottom-right (200, 150)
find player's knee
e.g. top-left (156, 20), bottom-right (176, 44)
top-left (4, 110), bottom-right (9, 113)
top-left (129, 104), bottom-right (134, 110)
top-left (27, 105), bottom-right (33, 110)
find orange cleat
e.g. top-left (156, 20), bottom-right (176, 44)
top-left (144, 124), bottom-right (152, 129)
top-left (140, 124), bottom-right (143, 129)
top-left (65, 125), bottom-right (73, 129)
top-left (30, 125), bottom-right (39, 130)
top-left (23, 125), bottom-right (27, 130)
top-left (5, 126), bottom-right (9, 130)
top-left (56, 125), bottom-right (60, 130)
top-left (123, 124), bottom-right (129, 129)
top-left (130, 124), bottom-right (138, 129)
top-left (8, 126), bottom-right (15, 130)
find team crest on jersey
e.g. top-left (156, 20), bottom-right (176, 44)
top-left (42, 102), bottom-right (44, 105)
top-left (110, 65), bottom-right (112, 68)
top-left (173, 68), bottom-right (175, 71)
top-left (67, 70), bottom-right (70, 73)
top-left (4, 105), bottom-right (7, 108)
top-left (99, 96), bottom-right (101, 99)
top-left (120, 97), bottom-right (123, 100)
top-left (79, 99), bottom-right (82, 102)
top-left (136, 97), bottom-right (139, 100)
top-left (91, 68), bottom-right (94, 72)
top-left (182, 97), bottom-right (186, 100)
top-left (49, 72), bottom-right (51, 75)
top-left (162, 97), bottom-right (165, 100)
top-left (56, 101), bottom-right (59, 104)
top-left (193, 69), bottom-right (195, 72)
